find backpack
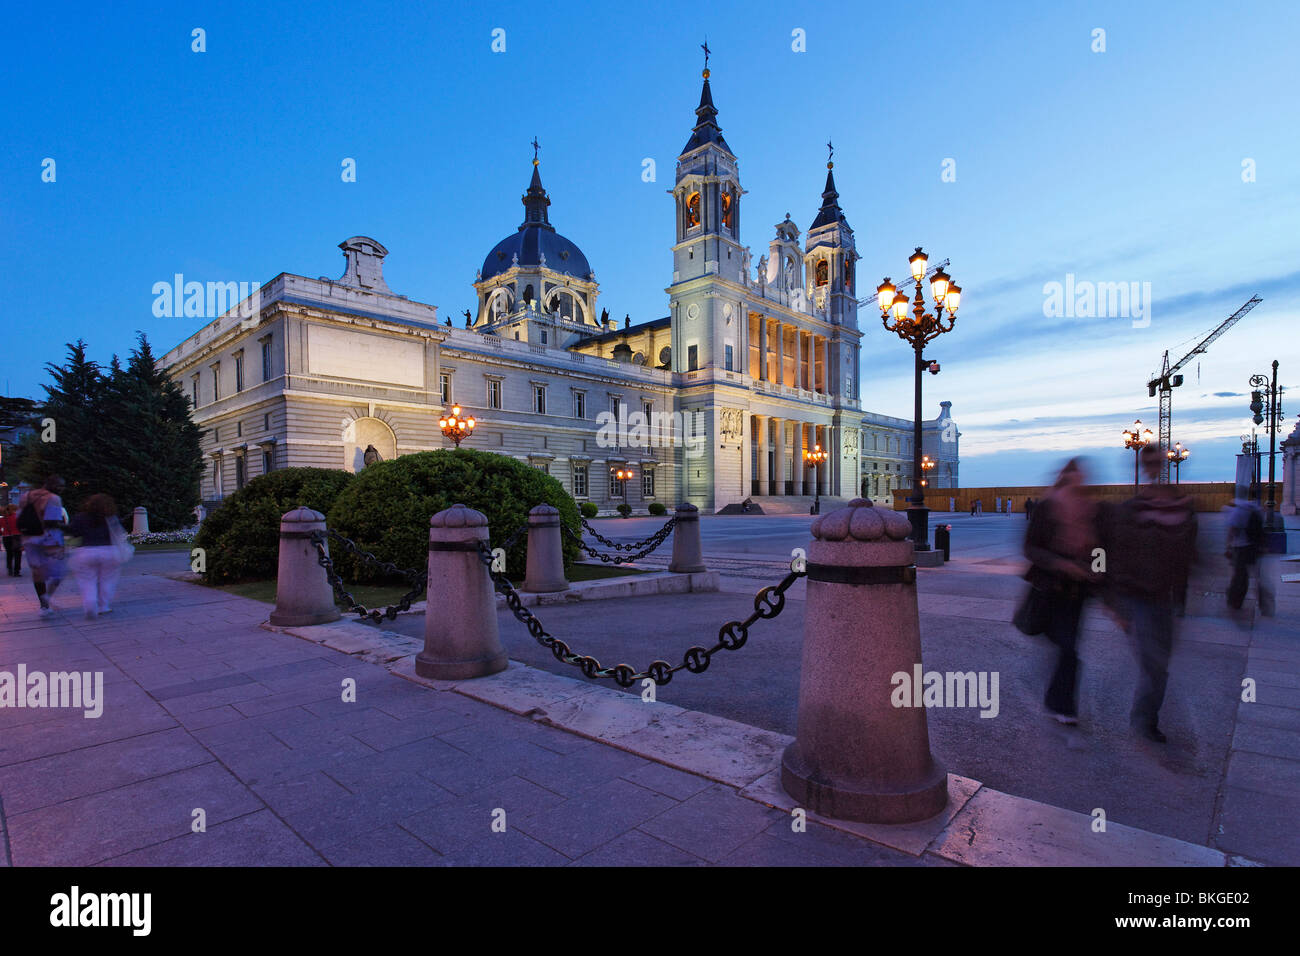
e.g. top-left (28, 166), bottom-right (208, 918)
top-left (16, 501), bottom-right (45, 536)
top-left (1245, 507), bottom-right (1264, 551)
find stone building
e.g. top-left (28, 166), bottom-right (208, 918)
top-left (161, 63), bottom-right (958, 513)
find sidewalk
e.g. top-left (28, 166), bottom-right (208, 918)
top-left (0, 556), bottom-right (1276, 866)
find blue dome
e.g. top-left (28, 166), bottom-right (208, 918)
top-left (481, 226), bottom-right (591, 281)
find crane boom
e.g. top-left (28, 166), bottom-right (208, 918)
top-left (855, 259), bottom-right (950, 310)
top-left (1147, 294), bottom-right (1261, 481)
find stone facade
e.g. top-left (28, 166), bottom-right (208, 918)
top-left (161, 67), bottom-right (958, 514)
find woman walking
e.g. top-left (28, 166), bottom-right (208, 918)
top-left (1023, 459), bottom-right (1100, 724)
top-left (2, 504), bottom-right (22, 576)
top-left (68, 494), bottom-right (128, 619)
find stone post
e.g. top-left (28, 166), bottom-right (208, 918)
top-left (523, 503), bottom-right (568, 593)
top-left (132, 507), bottom-right (149, 535)
top-left (782, 498), bottom-right (949, 824)
top-left (417, 504), bottom-right (507, 680)
top-left (269, 507), bottom-right (341, 627)
top-left (667, 502), bottom-right (705, 573)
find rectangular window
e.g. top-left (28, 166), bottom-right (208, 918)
top-left (235, 456), bottom-right (246, 490)
top-left (574, 392), bottom-right (585, 419)
top-left (533, 385), bottom-right (546, 414)
top-left (212, 365), bottom-right (220, 401)
top-left (609, 470), bottom-right (625, 498)
top-left (488, 379), bottom-right (502, 409)
top-left (262, 448), bottom-right (273, 474)
top-left (440, 373), bottom-right (451, 404)
top-left (642, 400), bottom-right (653, 421)
top-left (263, 412), bottom-right (271, 430)
top-left (261, 338), bottom-right (272, 381)
top-left (688, 345), bottom-right (699, 371)
top-left (642, 470), bottom-right (655, 498)
top-left (236, 422), bottom-right (242, 438)
top-left (234, 354), bottom-right (244, 392)
top-left (540, 329), bottom-right (548, 344)
top-left (572, 465), bottom-right (588, 497)
top-left (725, 344), bottom-right (735, 370)
top-left (190, 377), bottom-right (198, 408)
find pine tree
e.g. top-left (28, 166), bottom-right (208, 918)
top-left (17, 341), bottom-right (106, 513)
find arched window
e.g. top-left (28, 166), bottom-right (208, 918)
top-left (686, 192), bottom-right (701, 228)
top-left (721, 189), bottom-right (733, 230)
top-left (522, 284), bottom-right (535, 307)
top-left (815, 260), bottom-right (828, 287)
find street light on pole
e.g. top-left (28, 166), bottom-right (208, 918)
top-left (1249, 360), bottom-right (1284, 530)
top-left (1121, 420), bottom-right (1153, 488)
top-left (876, 249), bottom-right (960, 550)
top-left (1166, 442), bottom-right (1189, 483)
top-left (804, 443), bottom-right (828, 514)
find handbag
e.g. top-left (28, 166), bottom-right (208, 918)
top-left (107, 516), bottom-right (135, 564)
top-left (1013, 584), bottom-right (1052, 636)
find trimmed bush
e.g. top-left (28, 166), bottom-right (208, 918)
top-left (580, 501), bottom-right (598, 518)
top-left (327, 448), bottom-right (580, 582)
top-left (616, 503), bottom-right (632, 518)
top-left (647, 502), bottom-right (667, 516)
top-left (194, 467), bottom-right (354, 583)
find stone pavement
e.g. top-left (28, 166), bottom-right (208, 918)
top-left (1, 526), bottom-right (1289, 866)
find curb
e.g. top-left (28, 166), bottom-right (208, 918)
top-left (268, 613), bottom-right (1256, 868)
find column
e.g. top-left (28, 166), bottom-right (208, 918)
top-left (793, 329), bottom-right (802, 391)
top-left (755, 415), bottom-right (769, 494)
top-left (793, 422), bottom-right (805, 496)
top-left (774, 417), bottom-right (787, 495)
top-left (812, 335), bottom-right (822, 393)
top-left (816, 425), bottom-right (827, 496)
top-left (776, 324), bottom-right (786, 386)
top-left (824, 337), bottom-right (833, 396)
top-left (758, 317), bottom-right (768, 381)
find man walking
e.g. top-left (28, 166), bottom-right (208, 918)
top-left (1224, 495), bottom-right (1272, 616)
top-left (19, 475), bottom-right (68, 613)
top-left (1099, 446), bottom-right (1197, 744)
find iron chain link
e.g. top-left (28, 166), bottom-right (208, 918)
top-left (579, 515), bottom-right (677, 552)
top-left (308, 530), bottom-right (427, 623)
top-left (563, 518), bottom-right (676, 565)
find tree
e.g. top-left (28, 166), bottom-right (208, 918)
top-left (18, 335), bottom-right (203, 529)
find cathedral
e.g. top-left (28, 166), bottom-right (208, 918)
top-left (163, 62), bottom-right (959, 514)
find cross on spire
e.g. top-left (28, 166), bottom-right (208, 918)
top-left (701, 39), bottom-right (710, 71)
top-left (827, 139), bottom-right (834, 167)
top-left (531, 137), bottom-right (540, 165)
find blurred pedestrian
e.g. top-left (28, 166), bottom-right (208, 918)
top-left (19, 475), bottom-right (68, 613)
top-left (2, 504), bottom-right (22, 576)
top-left (1224, 495), bottom-right (1271, 616)
top-left (1098, 446), bottom-right (1198, 744)
top-left (1023, 459), bottom-right (1099, 724)
top-left (1025, 497), bottom-right (1035, 521)
top-left (68, 493), bottom-right (129, 619)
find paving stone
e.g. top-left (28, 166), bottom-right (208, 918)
top-left (637, 784), bottom-right (784, 863)
top-left (515, 777), bottom-right (678, 860)
top-left (569, 829), bottom-right (708, 867)
top-left (274, 778), bottom-right (453, 850)
top-left (716, 831), bottom-right (847, 867)
top-left (1224, 750), bottom-right (1300, 798)
top-left (436, 828), bottom-right (570, 866)
top-left (1213, 786), bottom-right (1300, 866)
top-left (251, 770), bottom-right (351, 813)
top-left (400, 776), bottom-right (567, 853)
top-left (97, 810), bottom-right (326, 866)
top-left (619, 760), bottom-right (718, 801)
top-left (321, 824), bottom-right (447, 867)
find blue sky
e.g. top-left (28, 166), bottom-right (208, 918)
top-left (3, 0), bottom-right (1297, 486)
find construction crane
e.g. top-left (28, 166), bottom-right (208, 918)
top-left (856, 259), bottom-right (950, 310)
top-left (1147, 294), bottom-right (1262, 481)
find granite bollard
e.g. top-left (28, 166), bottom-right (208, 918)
top-left (667, 502), bottom-right (705, 573)
top-left (269, 507), bottom-right (341, 627)
top-left (782, 498), bottom-right (949, 824)
top-left (417, 504), bottom-right (508, 679)
top-left (522, 503), bottom-right (568, 593)
top-left (131, 507), bottom-right (149, 535)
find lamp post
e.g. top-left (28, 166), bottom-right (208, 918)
top-left (1249, 360), bottom-right (1283, 529)
top-left (612, 466), bottom-right (634, 497)
top-left (804, 443), bottom-right (828, 514)
top-left (1165, 442), bottom-right (1189, 483)
top-left (877, 249), bottom-right (959, 550)
top-left (1121, 420), bottom-right (1153, 488)
top-left (438, 405), bottom-right (476, 447)
top-left (920, 454), bottom-right (935, 488)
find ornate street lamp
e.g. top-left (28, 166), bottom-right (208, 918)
top-left (438, 405), bottom-right (476, 447)
top-left (1248, 360), bottom-right (1283, 529)
top-left (876, 249), bottom-right (960, 549)
top-left (920, 454), bottom-right (935, 487)
top-left (1166, 442), bottom-right (1189, 484)
top-left (1121, 419), bottom-right (1153, 488)
top-left (804, 443), bottom-right (828, 514)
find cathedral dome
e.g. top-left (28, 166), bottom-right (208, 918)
top-left (480, 156), bottom-right (592, 282)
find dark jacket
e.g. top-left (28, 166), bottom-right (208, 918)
top-left (1097, 490), bottom-right (1197, 604)
top-left (1023, 495), bottom-right (1093, 599)
top-left (69, 512), bottom-right (113, 548)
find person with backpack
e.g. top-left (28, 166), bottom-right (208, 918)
top-left (2, 504), bottom-right (22, 576)
top-left (1224, 495), bottom-right (1271, 616)
top-left (68, 493), bottom-right (129, 619)
top-left (19, 475), bottom-right (68, 614)
top-left (1098, 446), bottom-right (1198, 744)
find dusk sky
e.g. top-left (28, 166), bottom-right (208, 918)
top-left (3, 0), bottom-right (1296, 487)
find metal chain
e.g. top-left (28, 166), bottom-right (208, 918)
top-left (562, 519), bottom-right (675, 564)
top-left (308, 530), bottom-right (427, 623)
top-left (476, 538), bottom-right (804, 687)
top-left (579, 515), bottom-right (677, 552)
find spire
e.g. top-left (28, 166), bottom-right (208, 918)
top-left (681, 45), bottom-right (731, 155)
top-left (810, 141), bottom-right (847, 230)
top-left (520, 138), bottom-right (553, 231)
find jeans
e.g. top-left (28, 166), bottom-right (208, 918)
top-left (3, 535), bottom-right (21, 574)
top-left (1044, 592), bottom-right (1084, 716)
top-left (1125, 596), bottom-right (1174, 728)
